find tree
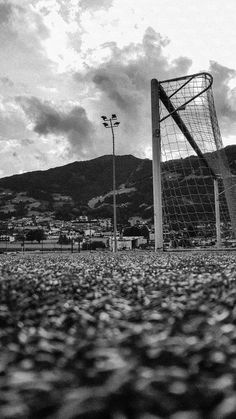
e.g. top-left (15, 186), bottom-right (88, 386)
top-left (58, 234), bottom-right (70, 245)
top-left (82, 240), bottom-right (106, 250)
top-left (123, 226), bottom-right (143, 237)
top-left (139, 225), bottom-right (150, 240)
top-left (15, 233), bottom-right (26, 242)
top-left (55, 206), bottom-right (72, 221)
top-left (26, 229), bottom-right (45, 243)
top-left (15, 201), bottom-right (27, 217)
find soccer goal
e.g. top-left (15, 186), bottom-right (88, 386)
top-left (151, 72), bottom-right (236, 250)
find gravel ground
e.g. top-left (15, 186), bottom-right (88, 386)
top-left (0, 251), bottom-right (236, 419)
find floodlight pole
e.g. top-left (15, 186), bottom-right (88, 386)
top-left (101, 115), bottom-right (120, 253)
top-left (110, 121), bottom-right (117, 253)
top-left (151, 79), bottom-right (163, 251)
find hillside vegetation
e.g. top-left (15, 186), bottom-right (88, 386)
top-left (0, 146), bottom-right (235, 221)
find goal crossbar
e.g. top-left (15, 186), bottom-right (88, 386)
top-left (160, 72), bottom-right (213, 122)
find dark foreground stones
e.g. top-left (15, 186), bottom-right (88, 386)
top-left (0, 251), bottom-right (236, 418)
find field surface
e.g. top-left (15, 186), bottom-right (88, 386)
top-left (0, 251), bottom-right (236, 419)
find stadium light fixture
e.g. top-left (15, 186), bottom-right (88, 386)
top-left (101, 114), bottom-right (120, 253)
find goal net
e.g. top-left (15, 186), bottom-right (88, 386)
top-left (151, 73), bottom-right (236, 250)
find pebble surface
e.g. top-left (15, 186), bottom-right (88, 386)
top-left (0, 251), bottom-right (236, 418)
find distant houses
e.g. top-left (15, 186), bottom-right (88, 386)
top-left (0, 215), bottom-right (150, 251)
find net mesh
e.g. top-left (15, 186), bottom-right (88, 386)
top-left (159, 73), bottom-right (236, 248)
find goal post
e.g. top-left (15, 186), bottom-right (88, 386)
top-left (151, 79), bottom-right (163, 251)
top-left (151, 72), bottom-right (236, 250)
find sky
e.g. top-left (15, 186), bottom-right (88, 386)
top-left (0, 0), bottom-right (236, 177)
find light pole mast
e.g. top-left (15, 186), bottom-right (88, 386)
top-left (101, 114), bottom-right (120, 253)
top-left (110, 121), bottom-right (117, 253)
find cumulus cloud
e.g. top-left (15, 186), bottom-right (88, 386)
top-left (89, 28), bottom-right (192, 105)
top-left (0, 96), bottom-right (31, 142)
top-left (16, 96), bottom-right (95, 158)
top-left (0, 76), bottom-right (14, 87)
top-left (0, 0), bottom-right (54, 96)
top-left (209, 61), bottom-right (236, 135)
top-left (0, 1), bottom-right (14, 24)
top-left (74, 27), bottom-right (192, 156)
top-left (79, 0), bottom-right (113, 11)
top-left (0, 137), bottom-right (53, 176)
top-left (21, 138), bottom-right (34, 146)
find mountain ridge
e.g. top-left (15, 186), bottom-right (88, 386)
top-left (0, 146), bottom-right (235, 222)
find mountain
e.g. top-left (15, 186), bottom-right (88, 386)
top-left (0, 155), bottom-right (153, 221)
top-left (0, 145), bottom-right (235, 222)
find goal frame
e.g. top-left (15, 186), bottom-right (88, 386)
top-left (151, 72), bottom-right (230, 251)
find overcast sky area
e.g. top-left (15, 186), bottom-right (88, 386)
top-left (0, 0), bottom-right (236, 177)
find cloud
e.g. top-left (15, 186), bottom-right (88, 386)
top-left (0, 0), bottom-right (54, 95)
top-left (56, 0), bottom-right (113, 21)
top-left (0, 96), bottom-right (31, 141)
top-left (89, 28), bottom-right (192, 102)
top-left (79, 0), bottom-right (113, 11)
top-left (21, 138), bottom-right (34, 146)
top-left (85, 27), bottom-right (192, 113)
top-left (0, 1), bottom-right (49, 39)
top-left (0, 1), bottom-right (14, 25)
top-left (0, 76), bottom-right (14, 87)
top-left (209, 61), bottom-right (236, 135)
top-left (16, 96), bottom-right (95, 157)
top-left (74, 27), bottom-right (192, 157)
top-left (93, 70), bottom-right (136, 113)
top-left (0, 137), bottom-right (53, 177)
